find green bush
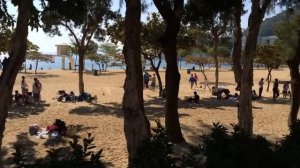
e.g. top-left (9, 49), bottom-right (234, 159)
top-left (276, 120), bottom-right (300, 168)
top-left (182, 123), bottom-right (277, 168)
top-left (12, 133), bottom-right (105, 168)
top-left (132, 121), bottom-right (178, 168)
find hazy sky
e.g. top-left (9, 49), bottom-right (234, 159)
top-left (6, 0), bottom-right (282, 54)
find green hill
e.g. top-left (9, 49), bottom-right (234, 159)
top-left (243, 7), bottom-right (300, 37)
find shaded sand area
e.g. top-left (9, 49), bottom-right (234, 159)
top-left (0, 68), bottom-right (296, 167)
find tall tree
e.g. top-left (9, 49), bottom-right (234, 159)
top-left (141, 13), bottom-right (165, 97)
top-left (0, 0), bottom-right (36, 149)
top-left (41, 0), bottom-right (114, 94)
top-left (153, 0), bottom-right (185, 143)
top-left (255, 45), bottom-right (282, 92)
top-left (239, 0), bottom-right (272, 135)
top-left (232, 0), bottom-right (244, 84)
top-left (26, 43), bottom-right (54, 74)
top-left (122, 0), bottom-right (151, 165)
top-left (185, 0), bottom-right (235, 88)
top-left (275, 14), bottom-right (300, 126)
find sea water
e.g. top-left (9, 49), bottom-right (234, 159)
top-left (0, 55), bottom-right (232, 71)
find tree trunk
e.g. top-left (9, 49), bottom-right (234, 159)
top-left (232, 0), bottom-right (243, 83)
top-left (0, 0), bottom-right (32, 149)
top-left (149, 57), bottom-right (163, 97)
top-left (238, 0), bottom-right (271, 136)
top-left (287, 31), bottom-right (300, 127)
top-left (78, 48), bottom-right (85, 94)
top-left (266, 68), bottom-right (272, 92)
top-left (24, 61), bottom-right (27, 73)
top-left (123, 0), bottom-right (151, 165)
top-left (153, 0), bottom-right (185, 143)
top-left (213, 37), bottom-right (219, 88)
top-left (35, 59), bottom-right (38, 75)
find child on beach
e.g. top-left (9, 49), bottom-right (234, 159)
top-left (189, 74), bottom-right (196, 89)
top-left (282, 82), bottom-right (290, 98)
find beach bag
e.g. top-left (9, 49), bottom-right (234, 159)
top-left (29, 124), bottom-right (40, 136)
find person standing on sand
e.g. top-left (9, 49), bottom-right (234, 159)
top-left (189, 74), bottom-right (196, 89)
top-left (258, 78), bottom-right (264, 98)
top-left (21, 76), bottom-right (28, 102)
top-left (273, 78), bottom-right (279, 102)
top-left (194, 73), bottom-right (198, 87)
top-left (32, 78), bottom-right (42, 104)
top-left (150, 74), bottom-right (156, 91)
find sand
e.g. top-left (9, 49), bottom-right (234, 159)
top-left (0, 68), bottom-right (296, 167)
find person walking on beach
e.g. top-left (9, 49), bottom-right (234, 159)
top-left (194, 73), bottom-right (198, 87)
top-left (150, 74), bottom-right (156, 91)
top-left (189, 74), bottom-right (196, 89)
top-left (204, 76), bottom-right (211, 91)
top-left (273, 78), bottom-right (279, 102)
top-left (32, 78), bottom-right (42, 104)
top-left (282, 82), bottom-right (289, 98)
top-left (143, 71), bottom-right (150, 88)
top-left (258, 78), bottom-right (264, 98)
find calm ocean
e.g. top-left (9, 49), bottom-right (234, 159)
top-left (0, 55), bottom-right (231, 70)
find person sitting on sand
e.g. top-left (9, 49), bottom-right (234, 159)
top-left (69, 91), bottom-right (77, 102)
top-left (187, 91), bottom-right (200, 104)
top-left (212, 86), bottom-right (230, 99)
top-left (57, 90), bottom-right (68, 102)
top-left (14, 90), bottom-right (23, 105)
top-left (26, 92), bottom-right (34, 104)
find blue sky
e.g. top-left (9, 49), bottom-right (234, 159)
top-left (6, 0), bottom-right (283, 54)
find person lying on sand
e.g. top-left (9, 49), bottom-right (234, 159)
top-left (212, 86), bottom-right (230, 99)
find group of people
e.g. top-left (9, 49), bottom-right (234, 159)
top-left (143, 71), bottom-right (156, 90)
top-left (188, 73), bottom-right (210, 90)
top-left (57, 90), bottom-right (96, 103)
top-left (13, 76), bottom-right (42, 105)
top-left (258, 78), bottom-right (290, 102)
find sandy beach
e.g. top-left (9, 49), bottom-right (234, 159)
top-left (0, 68), bottom-right (295, 167)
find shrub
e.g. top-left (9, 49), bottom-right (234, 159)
top-left (182, 123), bottom-right (276, 168)
top-left (132, 121), bottom-right (178, 168)
top-left (276, 120), bottom-right (300, 168)
top-left (12, 133), bottom-right (105, 168)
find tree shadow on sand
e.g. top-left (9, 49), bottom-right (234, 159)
top-left (2, 132), bottom-right (39, 166)
top-left (257, 97), bottom-right (291, 105)
top-left (198, 97), bottom-right (238, 110)
top-left (8, 102), bottom-right (50, 119)
top-left (18, 72), bottom-right (61, 79)
top-left (69, 102), bottom-right (123, 118)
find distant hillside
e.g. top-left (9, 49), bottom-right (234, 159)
top-left (243, 7), bottom-right (300, 37)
